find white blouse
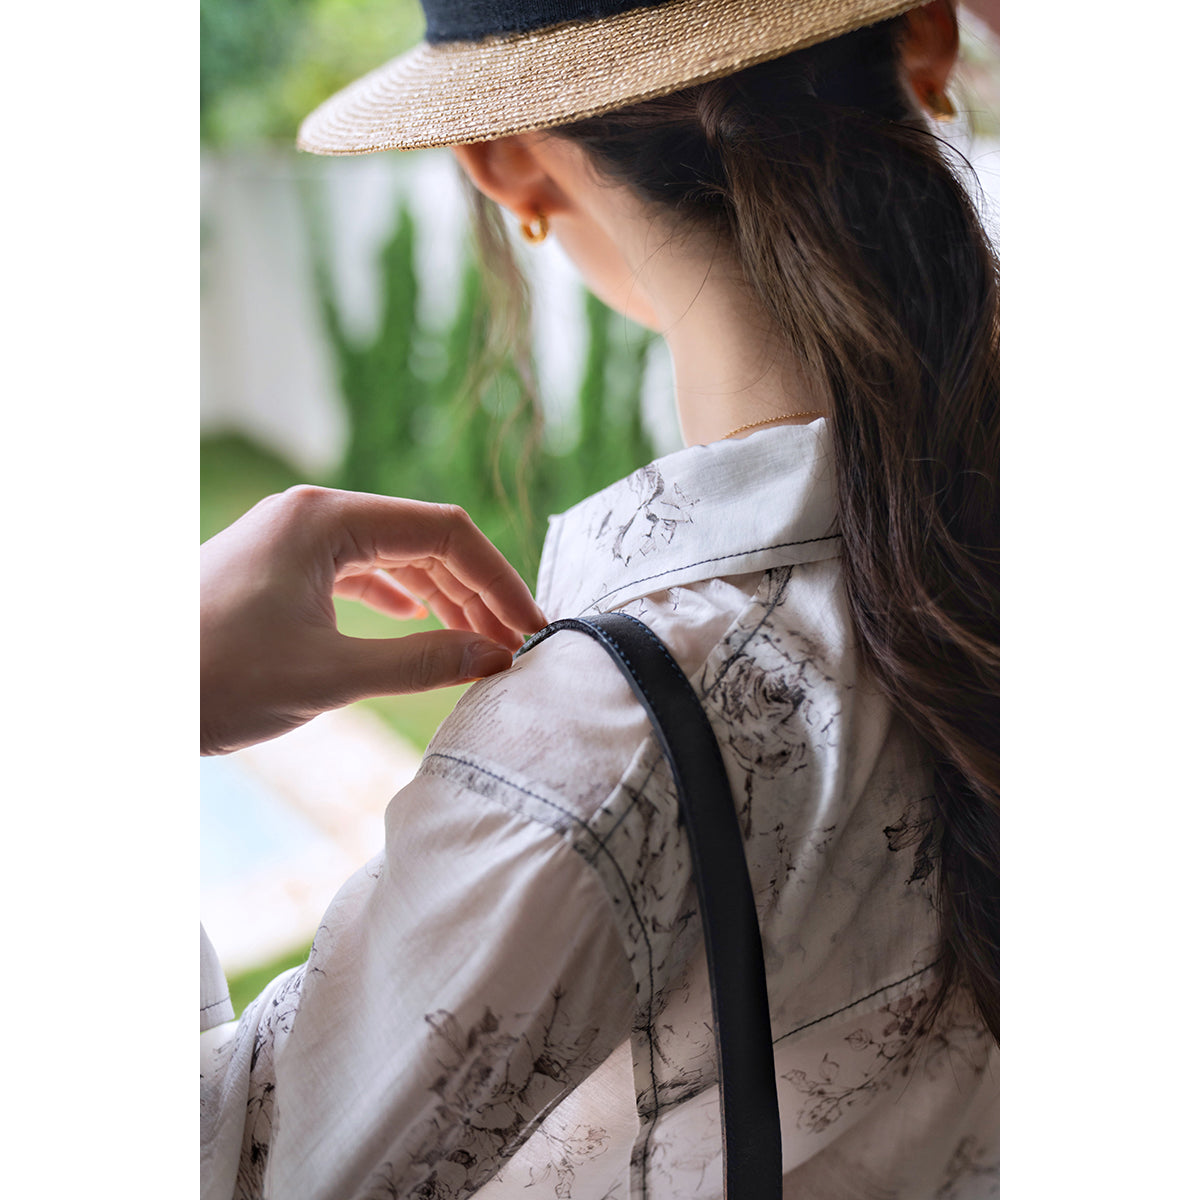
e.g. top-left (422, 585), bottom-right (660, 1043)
top-left (201, 419), bottom-right (999, 1200)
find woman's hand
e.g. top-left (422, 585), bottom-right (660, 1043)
top-left (200, 486), bottom-right (546, 755)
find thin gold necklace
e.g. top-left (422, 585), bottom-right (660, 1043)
top-left (722, 411), bottom-right (824, 440)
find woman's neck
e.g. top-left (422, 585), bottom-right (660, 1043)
top-left (658, 264), bottom-right (817, 446)
top-left (538, 139), bottom-right (819, 447)
top-left (613, 208), bottom-right (818, 447)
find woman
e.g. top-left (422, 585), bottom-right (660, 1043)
top-left (201, 1), bottom-right (999, 1196)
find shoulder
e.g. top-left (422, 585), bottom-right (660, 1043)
top-left (415, 573), bottom-right (781, 874)
top-left (420, 615), bottom-right (661, 836)
top-left (419, 560), bottom-right (872, 839)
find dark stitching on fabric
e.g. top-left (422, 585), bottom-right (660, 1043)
top-left (587, 616), bottom-right (695, 864)
top-left (590, 613), bottom-right (692, 855)
top-left (772, 964), bottom-right (937, 1046)
top-left (699, 564), bottom-right (794, 703)
top-left (584, 535), bottom-right (840, 612)
top-left (200, 997), bottom-right (231, 1013)
top-left (420, 750), bottom-right (663, 1126)
top-left (609, 614), bottom-right (693, 693)
top-left (600, 566), bottom-right (793, 848)
top-left (585, 616), bottom-right (706, 1193)
top-left (574, 592), bottom-right (810, 1184)
top-left (592, 747), bottom-right (662, 860)
top-left (424, 751), bottom-right (608, 855)
top-left (529, 618), bottom-right (697, 1179)
top-left (589, 621), bottom-right (679, 848)
top-left (588, 618), bottom-right (692, 738)
top-left (550, 581), bottom-right (799, 1173)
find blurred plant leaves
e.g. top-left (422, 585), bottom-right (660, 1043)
top-left (310, 188), bottom-right (657, 585)
top-left (201, 0), bottom-right (425, 146)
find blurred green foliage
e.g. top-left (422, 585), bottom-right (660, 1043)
top-left (203, 184), bottom-right (661, 746)
top-left (201, 0), bottom-right (425, 146)
top-left (202, 1), bottom-right (660, 753)
top-left (314, 194), bottom-right (657, 585)
top-left (200, 431), bottom-right (305, 543)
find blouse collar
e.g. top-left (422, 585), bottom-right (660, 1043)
top-left (536, 418), bottom-right (842, 618)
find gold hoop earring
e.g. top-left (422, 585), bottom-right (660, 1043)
top-left (519, 212), bottom-right (550, 244)
top-left (925, 89), bottom-right (956, 121)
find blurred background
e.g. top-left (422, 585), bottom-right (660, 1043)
top-left (200, 0), bottom-right (1000, 1011)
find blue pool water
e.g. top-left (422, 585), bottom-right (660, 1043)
top-left (200, 755), bottom-right (325, 888)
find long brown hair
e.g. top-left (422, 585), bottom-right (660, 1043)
top-left (476, 15), bottom-right (1000, 1040)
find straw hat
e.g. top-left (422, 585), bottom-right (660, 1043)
top-left (298, 0), bottom-right (928, 156)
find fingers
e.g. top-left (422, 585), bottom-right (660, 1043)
top-left (202, 486), bottom-right (540, 754)
top-left (331, 629), bottom-right (515, 701)
top-left (323, 494), bottom-right (546, 636)
top-left (334, 570), bottom-right (427, 620)
top-left (382, 562), bottom-right (524, 649)
top-left (336, 563), bottom-right (522, 653)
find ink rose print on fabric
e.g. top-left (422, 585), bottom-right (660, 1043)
top-left (424, 1008), bottom-right (524, 1139)
top-left (709, 653), bottom-right (809, 776)
top-left (597, 464), bottom-right (696, 567)
top-left (844, 992), bottom-right (933, 1063)
top-left (782, 989), bottom-right (995, 1150)
top-left (361, 1166), bottom-right (451, 1200)
top-left (883, 798), bottom-right (938, 883)
top-left (782, 1050), bottom-right (888, 1135)
top-left (754, 818), bottom-right (838, 943)
top-left (521, 1123), bottom-right (611, 1198)
top-left (234, 1079), bottom-right (274, 1198)
top-left (841, 991), bottom-right (991, 1084)
top-left (935, 1135), bottom-right (1000, 1199)
top-left (782, 1036), bottom-right (891, 1137)
top-left (910, 1006), bottom-right (993, 1087)
top-left (704, 625), bottom-right (840, 779)
top-left (361, 994), bottom-right (606, 1199)
top-left (640, 1094), bottom-right (723, 1197)
top-left (224, 967), bottom-right (305, 1198)
top-left (782, 989), bottom-right (992, 1138)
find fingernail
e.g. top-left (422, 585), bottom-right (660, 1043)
top-left (462, 642), bottom-right (513, 680)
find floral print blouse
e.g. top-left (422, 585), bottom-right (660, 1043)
top-left (200, 419), bottom-right (999, 1200)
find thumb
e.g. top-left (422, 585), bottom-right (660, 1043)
top-left (330, 630), bottom-right (515, 702)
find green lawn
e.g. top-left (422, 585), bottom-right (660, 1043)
top-left (200, 431), bottom-right (305, 542)
top-left (227, 941), bottom-right (314, 1017)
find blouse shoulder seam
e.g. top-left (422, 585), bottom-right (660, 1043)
top-left (417, 747), bottom-right (653, 933)
top-left (419, 749), bottom-right (618, 859)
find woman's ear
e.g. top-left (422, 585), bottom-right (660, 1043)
top-left (452, 138), bottom-right (565, 228)
top-left (900, 0), bottom-right (960, 116)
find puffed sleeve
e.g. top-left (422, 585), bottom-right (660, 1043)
top-left (200, 764), bottom-right (637, 1200)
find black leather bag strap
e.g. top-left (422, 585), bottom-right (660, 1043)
top-left (518, 612), bottom-right (782, 1199)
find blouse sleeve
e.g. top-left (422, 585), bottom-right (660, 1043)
top-left (200, 762), bottom-right (637, 1200)
top-left (201, 924), bottom-right (234, 1032)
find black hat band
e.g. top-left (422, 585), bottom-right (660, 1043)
top-left (421, 0), bottom-right (674, 44)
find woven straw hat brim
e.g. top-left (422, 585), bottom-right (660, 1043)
top-left (298, 0), bottom-right (925, 155)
